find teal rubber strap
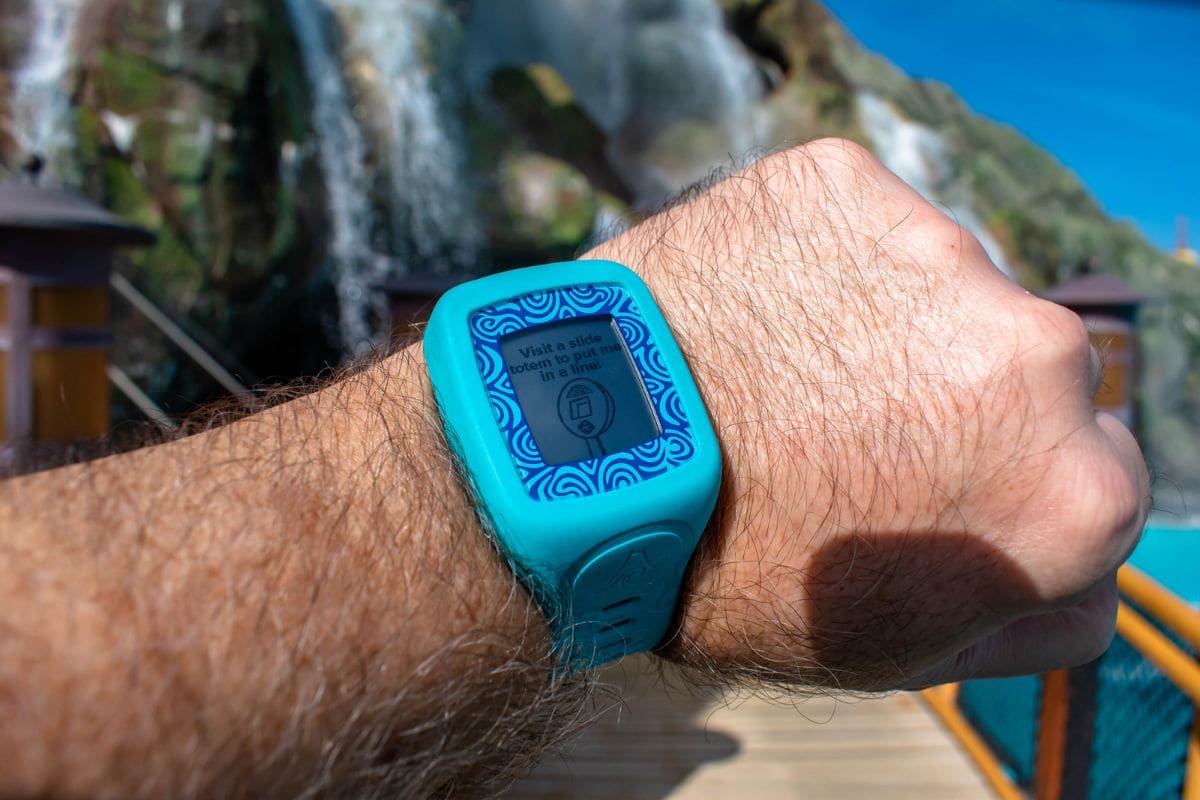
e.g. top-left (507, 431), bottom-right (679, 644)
top-left (424, 260), bottom-right (721, 667)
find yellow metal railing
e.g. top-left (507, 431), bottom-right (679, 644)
top-left (922, 565), bottom-right (1200, 799)
top-left (1116, 602), bottom-right (1200, 706)
top-left (922, 683), bottom-right (1025, 800)
top-left (1120, 567), bottom-right (1200, 652)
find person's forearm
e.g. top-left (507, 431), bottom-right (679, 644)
top-left (0, 136), bottom-right (1150, 796)
top-left (0, 345), bottom-right (575, 798)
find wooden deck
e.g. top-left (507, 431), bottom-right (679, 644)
top-left (508, 657), bottom-right (993, 799)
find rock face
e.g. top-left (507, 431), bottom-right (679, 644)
top-left (2, 0), bottom-right (1197, 507)
top-left (3, 0), bottom-right (332, 411)
top-left (794, 2), bottom-right (1200, 511)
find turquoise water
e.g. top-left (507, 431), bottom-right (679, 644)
top-left (1129, 526), bottom-right (1200, 604)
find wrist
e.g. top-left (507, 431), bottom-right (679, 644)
top-left (0, 342), bottom-right (562, 798)
top-left (581, 219), bottom-right (813, 678)
top-left (217, 343), bottom-right (566, 795)
top-left (577, 238), bottom-right (737, 666)
top-left (355, 343), bottom-right (554, 674)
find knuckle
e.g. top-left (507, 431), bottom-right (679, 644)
top-left (943, 219), bottom-right (990, 261)
top-left (1018, 297), bottom-right (1092, 376)
top-left (1053, 460), bottom-right (1143, 594)
top-left (1034, 298), bottom-right (1091, 353)
top-left (1084, 459), bottom-right (1143, 540)
top-left (910, 212), bottom-right (991, 264)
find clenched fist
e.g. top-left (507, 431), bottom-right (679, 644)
top-left (589, 138), bottom-right (1149, 690)
top-left (0, 137), bottom-right (1151, 798)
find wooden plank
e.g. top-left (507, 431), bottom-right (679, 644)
top-left (507, 658), bottom-right (993, 799)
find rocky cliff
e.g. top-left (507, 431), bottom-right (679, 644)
top-left (2, 0), bottom-right (1195, 509)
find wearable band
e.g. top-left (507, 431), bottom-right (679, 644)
top-left (424, 260), bottom-right (720, 667)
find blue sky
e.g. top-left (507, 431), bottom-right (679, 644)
top-left (822, 0), bottom-right (1200, 254)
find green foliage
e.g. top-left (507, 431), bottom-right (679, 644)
top-left (498, 153), bottom-right (599, 248)
top-left (96, 49), bottom-right (168, 112)
top-left (100, 156), bottom-right (158, 228)
top-left (19, 0), bottom-right (1198, 504)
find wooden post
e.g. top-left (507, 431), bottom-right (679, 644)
top-left (2, 269), bottom-right (32, 443)
top-left (1032, 663), bottom-right (1101, 800)
top-left (28, 280), bottom-right (113, 441)
top-left (1186, 704), bottom-right (1200, 800)
top-left (1034, 670), bottom-right (1070, 800)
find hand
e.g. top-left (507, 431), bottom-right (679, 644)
top-left (0, 137), bottom-right (1151, 798)
top-left (588, 139), bottom-right (1150, 691)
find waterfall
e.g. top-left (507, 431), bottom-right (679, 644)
top-left (857, 93), bottom-right (1015, 277)
top-left (331, 0), bottom-right (483, 278)
top-left (283, 0), bottom-right (379, 352)
top-left (10, 0), bottom-right (86, 182)
top-left (164, 0), bottom-right (185, 69)
top-left (674, 0), bottom-right (761, 160)
top-left (284, 0), bottom-right (482, 353)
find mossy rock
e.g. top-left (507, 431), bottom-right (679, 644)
top-left (497, 152), bottom-right (598, 250)
top-left (643, 118), bottom-right (736, 187)
top-left (96, 49), bottom-right (169, 112)
top-left (101, 156), bottom-right (159, 227)
top-left (526, 64), bottom-right (574, 106)
top-left (486, 65), bottom-right (631, 202)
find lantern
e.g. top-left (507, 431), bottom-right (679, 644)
top-left (0, 183), bottom-right (154, 456)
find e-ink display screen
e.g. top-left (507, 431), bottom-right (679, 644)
top-left (498, 315), bottom-right (662, 466)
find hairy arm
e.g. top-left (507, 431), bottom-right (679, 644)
top-left (0, 139), bottom-right (1149, 797)
top-left (0, 347), bottom-right (580, 798)
top-left (589, 141), bottom-right (1147, 689)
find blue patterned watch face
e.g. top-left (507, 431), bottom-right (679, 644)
top-left (470, 284), bottom-right (696, 501)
